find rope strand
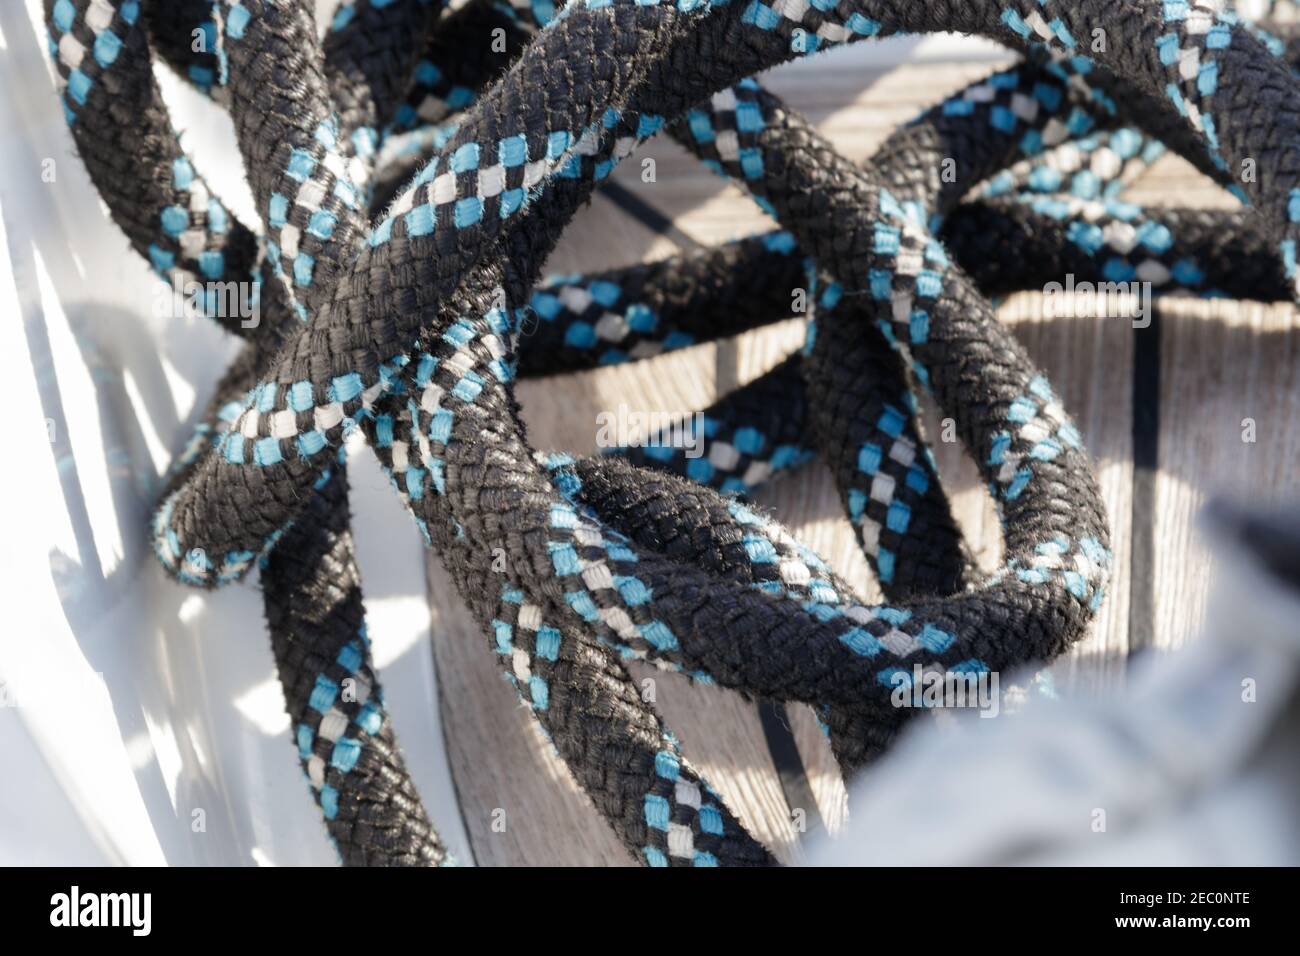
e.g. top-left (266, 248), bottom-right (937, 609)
top-left (43, 0), bottom-right (1299, 865)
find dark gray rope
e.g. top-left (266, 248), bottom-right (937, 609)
top-left (44, 0), bottom-right (1300, 866)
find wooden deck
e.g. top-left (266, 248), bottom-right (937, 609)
top-left (422, 52), bottom-right (1300, 865)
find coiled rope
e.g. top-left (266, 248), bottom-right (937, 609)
top-left (44, 0), bottom-right (1296, 865)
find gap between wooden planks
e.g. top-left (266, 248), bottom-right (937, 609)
top-left (422, 54), bottom-right (1300, 865)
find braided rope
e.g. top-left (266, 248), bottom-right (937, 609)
top-left (43, 0), bottom-right (1299, 865)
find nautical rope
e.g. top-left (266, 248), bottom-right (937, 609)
top-left (43, 0), bottom-right (1298, 866)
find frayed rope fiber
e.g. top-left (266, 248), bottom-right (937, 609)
top-left (44, 0), bottom-right (1298, 865)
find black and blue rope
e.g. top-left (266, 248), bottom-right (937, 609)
top-left (45, 0), bottom-right (1300, 866)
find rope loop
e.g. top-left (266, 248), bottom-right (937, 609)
top-left (44, 0), bottom-right (1297, 864)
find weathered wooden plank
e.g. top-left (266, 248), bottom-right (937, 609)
top-left (989, 294), bottom-right (1136, 691)
top-left (1153, 296), bottom-right (1300, 652)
